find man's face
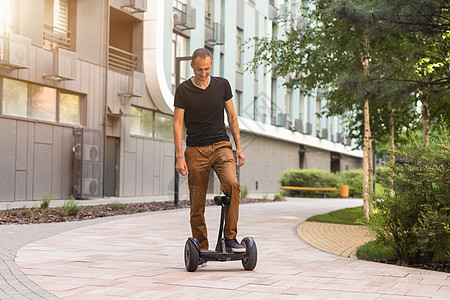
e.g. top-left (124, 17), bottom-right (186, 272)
top-left (191, 56), bottom-right (212, 81)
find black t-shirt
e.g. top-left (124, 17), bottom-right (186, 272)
top-left (174, 76), bottom-right (233, 147)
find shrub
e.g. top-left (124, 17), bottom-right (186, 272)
top-left (61, 196), bottom-right (80, 216)
top-left (92, 205), bottom-right (100, 215)
top-left (41, 194), bottom-right (52, 209)
top-left (273, 193), bottom-right (285, 201)
top-left (22, 208), bottom-right (33, 218)
top-left (279, 169), bottom-right (340, 197)
top-left (240, 185), bottom-right (249, 199)
top-left (367, 126), bottom-right (450, 264)
top-left (340, 169), bottom-right (363, 198)
top-left (111, 200), bottom-right (125, 211)
top-left (375, 166), bottom-right (390, 183)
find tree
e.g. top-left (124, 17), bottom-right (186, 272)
top-left (366, 0), bottom-right (450, 145)
top-left (247, 0), bottom-right (422, 219)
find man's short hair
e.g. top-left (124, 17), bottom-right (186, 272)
top-left (192, 48), bottom-right (212, 62)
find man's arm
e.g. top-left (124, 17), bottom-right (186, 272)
top-left (224, 99), bottom-right (245, 167)
top-left (173, 107), bottom-right (189, 175)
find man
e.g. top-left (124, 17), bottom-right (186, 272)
top-left (173, 48), bottom-right (246, 266)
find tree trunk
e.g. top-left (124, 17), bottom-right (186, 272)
top-left (362, 98), bottom-right (372, 220)
top-left (368, 137), bottom-right (374, 214)
top-left (387, 98), bottom-right (395, 197)
top-left (422, 96), bottom-right (429, 147)
top-left (362, 28), bottom-right (373, 220)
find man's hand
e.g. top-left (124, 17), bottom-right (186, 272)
top-left (176, 157), bottom-right (189, 176)
top-left (235, 149), bottom-right (245, 167)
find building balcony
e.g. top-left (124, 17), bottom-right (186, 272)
top-left (108, 46), bottom-right (138, 74)
top-left (43, 23), bottom-right (71, 51)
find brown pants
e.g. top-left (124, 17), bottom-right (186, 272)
top-left (184, 141), bottom-right (240, 250)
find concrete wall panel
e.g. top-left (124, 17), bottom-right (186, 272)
top-left (29, 46), bottom-right (37, 82)
top-left (16, 121), bottom-right (28, 171)
top-left (87, 65), bottom-right (95, 128)
top-left (125, 131), bottom-right (137, 153)
top-left (35, 123), bottom-right (53, 144)
top-left (19, 0), bottom-right (44, 46)
top-left (304, 146), bottom-right (330, 170)
top-left (152, 140), bottom-right (161, 178)
top-left (51, 127), bottom-right (63, 199)
top-left (33, 143), bottom-right (52, 200)
top-left (341, 155), bottom-right (362, 172)
top-left (80, 61), bottom-right (90, 94)
top-left (63, 59), bottom-right (81, 92)
top-left (35, 48), bottom-right (53, 86)
top-left (15, 171), bottom-right (27, 201)
top-left (61, 127), bottom-right (74, 198)
top-left (0, 119), bottom-right (16, 201)
top-left (123, 152), bottom-right (137, 196)
top-left (76, 0), bottom-right (104, 64)
top-left (162, 153), bottom-right (173, 196)
top-left (238, 132), bottom-right (299, 194)
top-left (94, 66), bottom-right (103, 128)
top-left (135, 138), bottom-right (143, 195)
top-left (142, 139), bottom-right (154, 195)
top-left (26, 123), bottom-right (35, 200)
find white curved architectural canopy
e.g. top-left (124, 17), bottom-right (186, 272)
top-left (143, 0), bottom-right (174, 114)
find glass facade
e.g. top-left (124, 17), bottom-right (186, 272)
top-left (131, 105), bottom-right (173, 140)
top-left (1, 78), bottom-right (81, 125)
top-left (60, 93), bottom-right (80, 124)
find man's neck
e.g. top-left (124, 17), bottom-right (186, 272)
top-left (192, 76), bottom-right (210, 89)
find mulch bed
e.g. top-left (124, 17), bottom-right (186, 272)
top-left (0, 198), bottom-right (275, 225)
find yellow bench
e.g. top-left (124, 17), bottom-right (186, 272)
top-left (280, 186), bottom-right (338, 197)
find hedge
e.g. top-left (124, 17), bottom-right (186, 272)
top-left (279, 168), bottom-right (367, 198)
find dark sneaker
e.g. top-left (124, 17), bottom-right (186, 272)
top-left (198, 258), bottom-right (207, 267)
top-left (225, 238), bottom-right (246, 253)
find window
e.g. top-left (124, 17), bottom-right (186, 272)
top-left (236, 28), bottom-right (243, 72)
top-left (43, 0), bottom-right (72, 50)
top-left (235, 90), bottom-right (242, 116)
top-left (131, 106), bottom-right (154, 137)
top-left (130, 106), bottom-right (173, 140)
top-left (270, 78), bottom-right (277, 124)
top-left (173, 0), bottom-right (187, 11)
top-left (253, 96), bottom-right (258, 121)
top-left (29, 84), bottom-right (57, 122)
top-left (220, 53), bottom-right (224, 77)
top-left (285, 88), bottom-right (292, 122)
top-left (155, 112), bottom-right (174, 139)
top-left (205, 0), bottom-right (212, 26)
top-left (60, 93), bottom-right (80, 124)
top-left (3, 79), bottom-right (27, 117)
top-left (0, 0), bottom-right (16, 36)
top-left (1, 78), bottom-right (81, 125)
top-left (171, 32), bottom-right (188, 90)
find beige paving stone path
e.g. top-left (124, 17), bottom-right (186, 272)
top-left (297, 222), bottom-right (375, 259)
top-left (15, 198), bottom-right (450, 299)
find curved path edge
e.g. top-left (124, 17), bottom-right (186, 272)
top-left (297, 221), bottom-right (375, 259)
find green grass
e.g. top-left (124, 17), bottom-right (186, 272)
top-left (111, 200), bottom-right (125, 210)
top-left (356, 240), bottom-right (396, 261)
top-left (306, 206), bottom-right (363, 225)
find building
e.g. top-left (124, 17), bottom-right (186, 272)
top-left (0, 0), bottom-right (362, 202)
